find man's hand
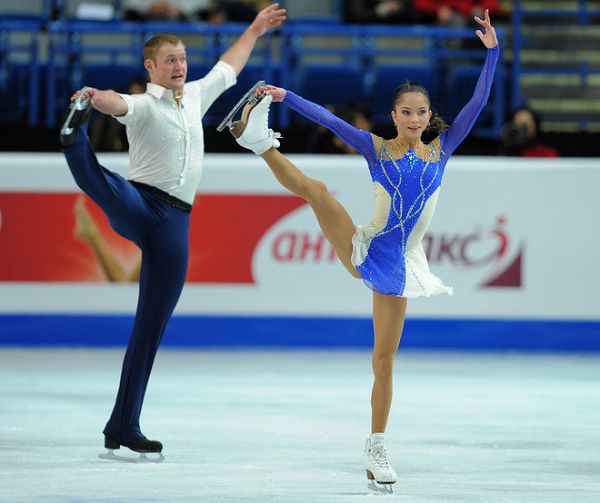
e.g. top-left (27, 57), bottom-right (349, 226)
top-left (247, 3), bottom-right (286, 37)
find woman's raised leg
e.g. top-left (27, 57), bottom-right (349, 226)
top-left (261, 149), bottom-right (361, 278)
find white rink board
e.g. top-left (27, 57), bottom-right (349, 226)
top-left (0, 153), bottom-right (599, 320)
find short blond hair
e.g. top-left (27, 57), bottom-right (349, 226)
top-left (143, 34), bottom-right (185, 62)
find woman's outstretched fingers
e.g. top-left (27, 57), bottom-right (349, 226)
top-left (257, 84), bottom-right (286, 102)
top-left (475, 9), bottom-right (498, 48)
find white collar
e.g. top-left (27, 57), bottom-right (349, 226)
top-left (146, 82), bottom-right (185, 103)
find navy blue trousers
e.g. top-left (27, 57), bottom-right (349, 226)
top-left (63, 130), bottom-right (190, 443)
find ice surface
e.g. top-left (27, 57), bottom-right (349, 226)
top-left (1, 349), bottom-right (599, 502)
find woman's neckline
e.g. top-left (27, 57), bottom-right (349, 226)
top-left (380, 140), bottom-right (438, 164)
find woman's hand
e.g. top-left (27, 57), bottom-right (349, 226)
top-left (256, 84), bottom-right (286, 102)
top-left (474, 9), bottom-right (498, 48)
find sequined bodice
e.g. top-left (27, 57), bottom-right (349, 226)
top-left (370, 144), bottom-right (442, 251)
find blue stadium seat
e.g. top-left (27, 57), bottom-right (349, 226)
top-left (0, 20), bottom-right (41, 125)
top-left (77, 63), bottom-right (144, 93)
top-left (445, 63), bottom-right (504, 136)
top-left (205, 63), bottom-right (277, 126)
top-left (297, 64), bottom-right (365, 109)
top-left (0, 0), bottom-right (53, 22)
top-left (186, 63), bottom-right (212, 83)
top-left (0, 62), bottom-right (30, 121)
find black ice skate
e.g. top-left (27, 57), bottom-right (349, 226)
top-left (99, 435), bottom-right (165, 463)
top-left (59, 87), bottom-right (93, 148)
top-left (216, 80), bottom-right (266, 132)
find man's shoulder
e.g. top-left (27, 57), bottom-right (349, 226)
top-left (122, 91), bottom-right (155, 107)
top-left (183, 80), bottom-right (204, 98)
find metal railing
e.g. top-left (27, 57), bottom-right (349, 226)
top-left (512, 0), bottom-right (600, 107)
top-left (1, 18), bottom-right (506, 136)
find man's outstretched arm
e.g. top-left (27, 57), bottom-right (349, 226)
top-left (71, 88), bottom-right (129, 117)
top-left (219, 3), bottom-right (286, 76)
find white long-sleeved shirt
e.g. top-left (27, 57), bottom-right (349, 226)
top-left (116, 60), bottom-right (236, 205)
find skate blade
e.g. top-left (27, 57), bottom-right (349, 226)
top-left (98, 449), bottom-right (165, 464)
top-left (367, 480), bottom-right (394, 495)
top-left (60, 87), bottom-right (90, 136)
top-left (216, 80), bottom-right (265, 132)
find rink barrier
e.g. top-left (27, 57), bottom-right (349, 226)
top-left (1, 154), bottom-right (600, 350)
top-left (0, 315), bottom-right (599, 351)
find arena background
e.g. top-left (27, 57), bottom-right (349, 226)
top-left (2, 2), bottom-right (600, 502)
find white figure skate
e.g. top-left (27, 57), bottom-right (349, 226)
top-left (365, 434), bottom-right (396, 494)
top-left (218, 81), bottom-right (281, 155)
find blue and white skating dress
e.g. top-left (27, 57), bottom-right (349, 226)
top-left (283, 46), bottom-right (499, 297)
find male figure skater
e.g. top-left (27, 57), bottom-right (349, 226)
top-left (60, 4), bottom-right (286, 456)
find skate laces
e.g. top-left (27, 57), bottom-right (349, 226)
top-left (258, 98), bottom-right (282, 140)
top-left (370, 443), bottom-right (390, 470)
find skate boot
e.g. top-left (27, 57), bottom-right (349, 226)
top-left (364, 433), bottom-right (397, 489)
top-left (229, 93), bottom-right (281, 155)
top-left (60, 87), bottom-right (92, 148)
top-left (104, 435), bottom-right (163, 453)
top-left (99, 435), bottom-right (165, 463)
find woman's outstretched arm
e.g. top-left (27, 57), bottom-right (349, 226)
top-left (258, 85), bottom-right (375, 159)
top-left (441, 9), bottom-right (499, 156)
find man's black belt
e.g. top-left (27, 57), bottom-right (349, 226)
top-left (130, 180), bottom-right (192, 213)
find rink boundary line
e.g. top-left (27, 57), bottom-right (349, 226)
top-left (0, 315), bottom-right (599, 351)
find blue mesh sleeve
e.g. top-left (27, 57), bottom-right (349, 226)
top-left (283, 91), bottom-right (375, 161)
top-left (441, 46), bottom-right (499, 157)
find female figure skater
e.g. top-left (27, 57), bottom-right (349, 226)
top-left (230, 10), bottom-right (498, 485)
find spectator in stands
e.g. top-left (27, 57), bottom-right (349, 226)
top-left (343, 0), bottom-right (416, 24)
top-left (89, 76), bottom-right (147, 152)
top-left (304, 103), bottom-right (373, 154)
top-left (332, 103), bottom-right (373, 153)
top-left (303, 104), bottom-right (338, 153)
top-left (500, 105), bottom-right (559, 157)
top-left (123, 0), bottom-right (210, 21)
top-left (413, 0), bottom-right (500, 28)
